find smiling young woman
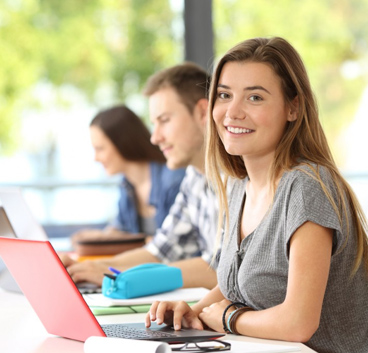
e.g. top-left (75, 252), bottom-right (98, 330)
top-left (147, 37), bottom-right (368, 353)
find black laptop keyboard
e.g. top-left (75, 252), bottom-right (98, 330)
top-left (101, 324), bottom-right (177, 339)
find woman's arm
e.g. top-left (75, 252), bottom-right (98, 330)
top-left (200, 221), bottom-right (333, 342)
top-left (191, 285), bottom-right (226, 315)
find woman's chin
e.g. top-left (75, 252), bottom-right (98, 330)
top-left (104, 169), bottom-right (116, 176)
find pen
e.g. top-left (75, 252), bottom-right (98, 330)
top-left (109, 267), bottom-right (121, 275)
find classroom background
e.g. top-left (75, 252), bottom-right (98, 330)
top-left (0, 0), bottom-right (367, 237)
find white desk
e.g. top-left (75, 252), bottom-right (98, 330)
top-left (0, 289), bottom-right (316, 353)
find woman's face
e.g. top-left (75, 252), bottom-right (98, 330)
top-left (89, 125), bottom-right (125, 175)
top-left (212, 61), bottom-right (296, 163)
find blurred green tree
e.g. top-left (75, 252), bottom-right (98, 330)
top-left (1, 0), bottom-right (368, 167)
top-left (0, 0), bottom-right (180, 152)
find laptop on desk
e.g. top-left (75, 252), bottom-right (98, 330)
top-left (0, 188), bottom-right (99, 294)
top-left (0, 206), bottom-right (16, 238)
top-left (0, 206), bottom-right (21, 291)
top-left (0, 187), bottom-right (63, 243)
top-left (0, 238), bottom-right (224, 343)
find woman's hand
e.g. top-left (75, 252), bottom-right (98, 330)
top-left (65, 259), bottom-right (110, 285)
top-left (146, 301), bottom-right (204, 331)
top-left (58, 253), bottom-right (77, 267)
top-left (58, 253), bottom-right (108, 285)
top-left (199, 299), bottom-right (232, 333)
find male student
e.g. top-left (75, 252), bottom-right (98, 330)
top-left (61, 62), bottom-right (218, 289)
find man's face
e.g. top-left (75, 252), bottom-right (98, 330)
top-left (149, 87), bottom-right (206, 170)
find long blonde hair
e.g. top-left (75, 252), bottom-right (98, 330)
top-left (206, 37), bottom-right (368, 275)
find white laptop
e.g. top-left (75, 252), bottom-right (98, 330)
top-left (0, 205), bottom-right (16, 238)
top-left (0, 187), bottom-right (49, 239)
top-left (0, 187), bottom-right (98, 294)
top-left (0, 206), bottom-right (19, 290)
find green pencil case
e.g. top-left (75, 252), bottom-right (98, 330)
top-left (102, 263), bottom-right (183, 299)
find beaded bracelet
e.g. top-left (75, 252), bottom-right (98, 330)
top-left (228, 306), bottom-right (254, 335)
top-left (222, 302), bottom-right (247, 333)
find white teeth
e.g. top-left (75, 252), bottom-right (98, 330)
top-left (226, 126), bottom-right (252, 134)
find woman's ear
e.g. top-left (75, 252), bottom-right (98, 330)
top-left (287, 96), bottom-right (299, 122)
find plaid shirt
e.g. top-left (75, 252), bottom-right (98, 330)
top-left (145, 166), bottom-right (219, 267)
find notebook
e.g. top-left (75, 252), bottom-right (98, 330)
top-left (0, 238), bottom-right (225, 343)
top-left (0, 188), bottom-right (99, 294)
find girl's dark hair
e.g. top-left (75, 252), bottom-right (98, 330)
top-left (90, 105), bottom-right (165, 162)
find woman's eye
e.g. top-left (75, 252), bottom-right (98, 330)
top-left (159, 116), bottom-right (170, 124)
top-left (249, 95), bottom-right (262, 102)
top-left (218, 92), bottom-right (230, 99)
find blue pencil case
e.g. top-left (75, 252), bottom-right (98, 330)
top-left (102, 263), bottom-right (183, 299)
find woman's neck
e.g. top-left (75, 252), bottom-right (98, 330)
top-left (243, 155), bottom-right (273, 192)
top-left (123, 161), bottom-right (151, 187)
top-left (243, 153), bottom-right (284, 199)
top-left (124, 161), bottom-right (156, 218)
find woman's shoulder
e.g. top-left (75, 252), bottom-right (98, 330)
top-left (283, 162), bottom-right (332, 184)
top-left (151, 162), bottom-right (186, 187)
top-left (279, 163), bottom-right (337, 201)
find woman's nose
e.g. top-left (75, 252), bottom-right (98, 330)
top-left (226, 100), bottom-right (246, 120)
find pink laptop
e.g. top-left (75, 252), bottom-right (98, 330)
top-left (0, 238), bottom-right (104, 341)
top-left (0, 238), bottom-right (224, 343)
